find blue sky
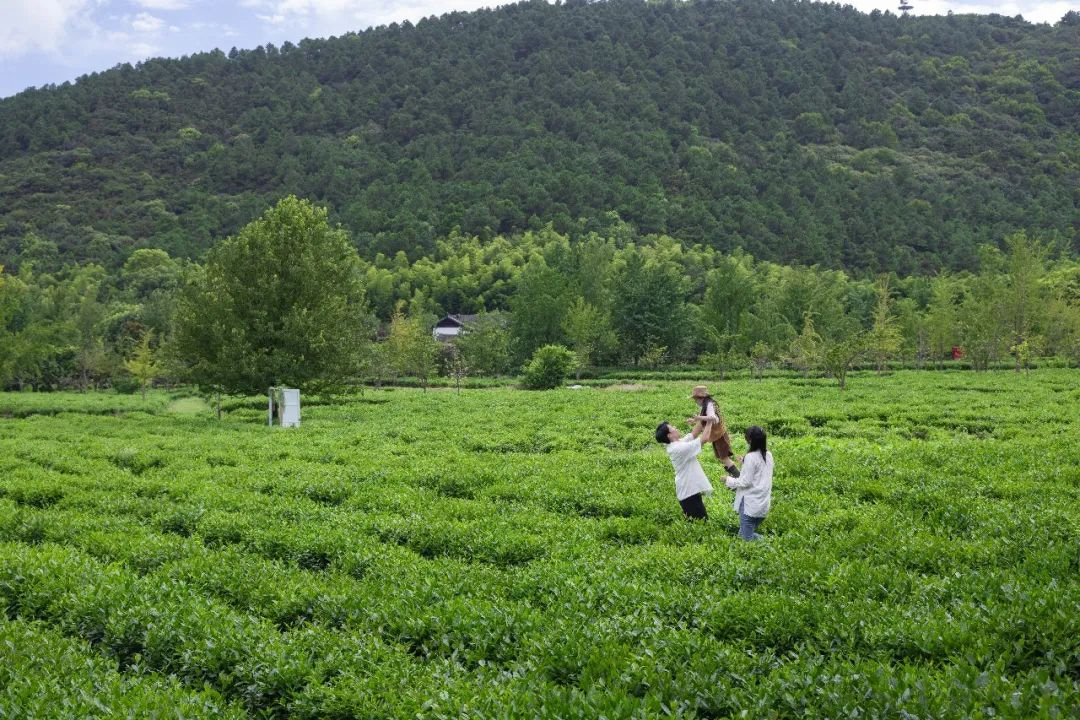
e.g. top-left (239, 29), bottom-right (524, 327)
top-left (2, 0), bottom-right (1078, 99)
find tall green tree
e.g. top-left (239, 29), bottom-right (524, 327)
top-left (124, 331), bottom-right (161, 400)
top-left (170, 196), bottom-right (372, 397)
top-left (960, 247), bottom-right (1006, 371)
top-left (926, 274), bottom-right (960, 368)
top-left (701, 252), bottom-right (757, 354)
top-left (775, 265), bottom-right (852, 342)
top-left (62, 265), bottom-right (111, 391)
top-left (610, 250), bottom-right (686, 365)
top-left (121, 249), bottom-right (181, 299)
top-left (867, 276), bottom-right (902, 373)
top-left (895, 297), bottom-right (929, 368)
top-left (1001, 232), bottom-right (1046, 372)
top-left (455, 313), bottom-right (512, 377)
top-left (0, 265), bottom-right (27, 387)
top-left (562, 297), bottom-right (615, 380)
top-left (509, 259), bottom-right (571, 363)
top-left (1043, 262), bottom-right (1080, 363)
top-left (385, 308), bottom-right (440, 390)
top-left (783, 312), bottom-right (823, 377)
top-left (0, 265), bottom-right (65, 390)
top-left (822, 334), bottom-right (866, 391)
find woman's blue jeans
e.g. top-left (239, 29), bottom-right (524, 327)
top-left (738, 498), bottom-right (764, 541)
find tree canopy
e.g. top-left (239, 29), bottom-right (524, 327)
top-left (170, 196), bottom-right (372, 395)
top-left (1, 1), bottom-right (1079, 392)
top-left (1, 0), bottom-right (1078, 276)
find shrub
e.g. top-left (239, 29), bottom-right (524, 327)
top-left (521, 345), bottom-right (576, 390)
top-left (3, 371), bottom-right (1080, 717)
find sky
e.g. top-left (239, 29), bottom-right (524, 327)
top-left (1, 0), bottom-right (1078, 99)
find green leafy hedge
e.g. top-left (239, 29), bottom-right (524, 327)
top-left (0, 370), bottom-right (1078, 716)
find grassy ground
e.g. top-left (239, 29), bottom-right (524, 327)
top-left (1, 370), bottom-right (1078, 718)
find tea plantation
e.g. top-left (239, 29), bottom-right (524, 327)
top-left (1, 370), bottom-right (1078, 718)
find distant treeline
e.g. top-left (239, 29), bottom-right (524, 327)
top-left (2, 0), bottom-right (1080, 275)
top-left (1, 218), bottom-right (1077, 391)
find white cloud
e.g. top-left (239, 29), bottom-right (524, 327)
top-left (2, 0), bottom-right (1075, 99)
top-left (188, 19), bottom-right (240, 36)
top-left (937, 0), bottom-right (1075, 23)
top-left (235, 0), bottom-right (1076, 38)
top-left (842, 0), bottom-right (1074, 24)
top-left (132, 12), bottom-right (165, 32)
top-left (257, 13), bottom-right (288, 25)
top-left (0, 0), bottom-right (92, 56)
top-left (135, 0), bottom-right (190, 8)
top-left (129, 41), bottom-right (160, 58)
top-left (243, 0), bottom-right (495, 35)
top-left (101, 29), bottom-right (159, 58)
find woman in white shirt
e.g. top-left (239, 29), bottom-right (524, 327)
top-left (725, 426), bottom-right (772, 541)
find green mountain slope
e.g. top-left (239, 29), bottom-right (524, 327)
top-left (1, 0), bottom-right (1078, 274)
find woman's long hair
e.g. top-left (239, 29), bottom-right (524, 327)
top-left (745, 425), bottom-right (767, 461)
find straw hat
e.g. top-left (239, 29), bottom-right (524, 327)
top-left (690, 385), bottom-right (709, 399)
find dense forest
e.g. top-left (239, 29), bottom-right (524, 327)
top-left (2, 0), bottom-right (1080, 391)
top-left (2, 204), bottom-right (1078, 391)
top-left (2, 0), bottom-right (1080, 277)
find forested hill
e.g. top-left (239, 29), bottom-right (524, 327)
top-left (2, 0), bottom-right (1079, 276)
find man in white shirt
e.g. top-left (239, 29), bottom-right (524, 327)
top-left (655, 419), bottom-right (715, 520)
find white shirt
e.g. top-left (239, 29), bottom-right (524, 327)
top-left (726, 450), bottom-right (773, 517)
top-left (700, 399), bottom-right (720, 424)
top-left (666, 435), bottom-right (714, 501)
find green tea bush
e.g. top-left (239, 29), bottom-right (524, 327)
top-left (0, 617), bottom-right (246, 720)
top-left (1, 371), bottom-right (1078, 717)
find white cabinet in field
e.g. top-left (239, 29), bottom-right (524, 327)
top-left (280, 388), bottom-right (300, 427)
top-left (268, 387), bottom-right (301, 428)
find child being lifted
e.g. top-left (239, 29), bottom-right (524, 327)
top-left (688, 385), bottom-right (740, 477)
